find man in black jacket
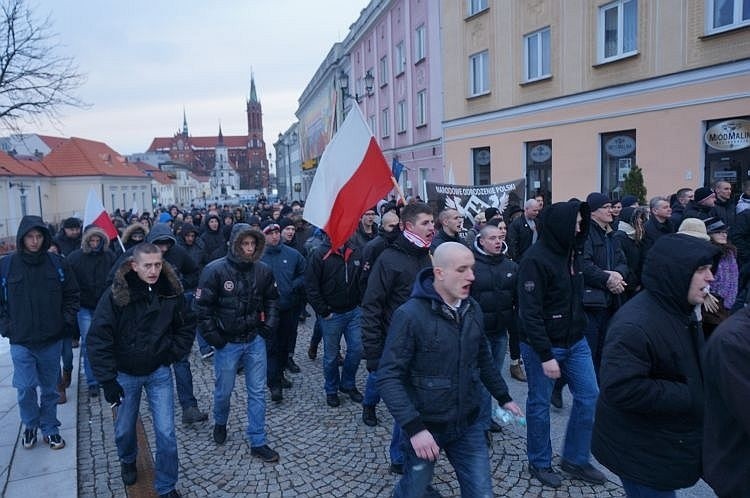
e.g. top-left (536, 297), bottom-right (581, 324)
top-left (54, 217), bottom-right (83, 256)
top-left (377, 242), bottom-right (522, 497)
top-left (592, 234), bottom-right (719, 496)
top-left (358, 210), bottom-right (400, 294)
top-left (507, 199), bottom-right (541, 261)
top-left (87, 243), bottom-right (195, 497)
top-left (193, 224), bottom-right (280, 463)
top-left (517, 201), bottom-right (605, 488)
top-left (0, 216), bottom-right (79, 451)
top-left (642, 196), bottom-right (675, 256)
top-left (429, 208), bottom-right (464, 253)
top-left (683, 186), bottom-right (716, 220)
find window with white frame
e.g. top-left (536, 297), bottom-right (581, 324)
top-left (598, 0), bottom-right (638, 62)
top-left (379, 55), bottom-right (388, 86)
top-left (524, 27), bottom-right (551, 81)
top-left (381, 108), bottom-right (390, 137)
top-left (368, 115), bottom-right (376, 134)
top-left (397, 100), bottom-right (407, 133)
top-left (415, 25), bottom-right (426, 62)
top-left (395, 42), bottom-right (406, 75)
top-left (468, 0), bottom-right (488, 16)
top-left (469, 50), bottom-right (490, 96)
top-left (707, 0), bottom-right (750, 33)
top-left (416, 90), bottom-right (426, 126)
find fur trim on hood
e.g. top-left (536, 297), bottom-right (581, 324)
top-left (111, 256), bottom-right (183, 307)
top-left (121, 223), bottom-right (149, 245)
top-left (229, 223), bottom-right (265, 263)
top-left (81, 227), bottom-right (109, 253)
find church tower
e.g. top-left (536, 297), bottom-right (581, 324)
top-left (245, 73), bottom-right (269, 190)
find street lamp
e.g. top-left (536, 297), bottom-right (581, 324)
top-left (277, 131), bottom-right (298, 202)
top-left (338, 70), bottom-right (374, 104)
top-left (9, 181), bottom-right (29, 217)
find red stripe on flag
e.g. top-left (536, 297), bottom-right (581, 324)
top-left (324, 137), bottom-right (393, 249)
top-left (92, 211), bottom-right (119, 240)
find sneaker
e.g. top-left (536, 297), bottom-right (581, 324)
top-left (509, 363), bottom-right (527, 382)
top-left (89, 385), bottom-right (99, 398)
top-left (121, 461), bottom-right (137, 486)
top-left (389, 463), bottom-right (404, 475)
top-left (362, 404), bottom-right (378, 426)
top-left (200, 349), bottom-right (214, 360)
top-left (181, 406), bottom-right (208, 424)
top-left (339, 386), bottom-right (363, 403)
top-left (560, 460), bottom-right (607, 485)
top-left (326, 393), bottom-right (340, 408)
top-left (158, 490), bottom-right (181, 498)
top-left (550, 387), bottom-right (563, 409)
top-left (213, 424), bottom-right (227, 444)
top-left (281, 375), bottom-right (292, 389)
top-left (44, 434), bottom-right (65, 450)
top-left (251, 444), bottom-right (279, 463)
top-left (529, 464), bottom-right (562, 488)
top-left (22, 428), bottom-right (37, 449)
top-left (270, 385), bottom-right (283, 403)
top-left (285, 358), bottom-right (301, 374)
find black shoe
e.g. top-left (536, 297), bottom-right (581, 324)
top-left (550, 388), bottom-right (563, 409)
top-left (44, 434), bottom-right (66, 450)
top-left (560, 460), bottom-right (607, 485)
top-left (281, 375), bottom-right (292, 389)
top-left (307, 343), bottom-right (318, 360)
top-left (181, 406), bottom-right (208, 424)
top-left (340, 386), bottom-right (363, 403)
top-left (326, 393), bottom-right (340, 407)
top-left (362, 404), bottom-right (378, 426)
top-left (285, 358), bottom-right (301, 373)
top-left (159, 490), bottom-right (181, 498)
top-left (529, 464), bottom-right (562, 488)
top-left (89, 385), bottom-right (99, 398)
top-left (251, 444), bottom-right (279, 463)
top-left (270, 386), bottom-right (283, 403)
top-left (489, 420), bottom-right (503, 433)
top-left (121, 461), bottom-right (137, 486)
top-left (22, 427), bottom-right (37, 449)
top-left (389, 463), bottom-right (404, 475)
top-left (213, 424), bottom-right (227, 444)
top-left (424, 485), bottom-right (443, 498)
top-left (237, 365), bottom-right (244, 375)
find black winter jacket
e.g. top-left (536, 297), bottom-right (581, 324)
top-left (731, 208), bottom-right (750, 267)
top-left (200, 214), bottom-right (226, 262)
top-left (304, 241), bottom-right (363, 317)
top-left (361, 234), bottom-right (432, 368)
top-left (642, 216), bottom-right (675, 256)
top-left (683, 200), bottom-right (712, 220)
top-left (702, 307), bottom-right (750, 498)
top-left (582, 221), bottom-right (629, 308)
top-left (507, 215), bottom-right (538, 261)
top-left (470, 241), bottom-right (518, 337)
top-left (429, 228), bottom-right (463, 254)
top-left (53, 231), bottom-right (81, 257)
top-left (87, 258), bottom-right (195, 380)
top-left (178, 223), bottom-right (207, 270)
top-left (67, 227), bottom-right (117, 309)
top-left (592, 234), bottom-right (720, 490)
top-left (517, 201), bottom-right (590, 362)
top-left (377, 268), bottom-right (512, 439)
top-left (358, 227), bottom-right (400, 294)
top-left (0, 216), bottom-right (80, 346)
top-left (193, 225), bottom-right (279, 349)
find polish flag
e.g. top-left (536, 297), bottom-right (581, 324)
top-left (304, 105), bottom-right (393, 249)
top-left (83, 188), bottom-right (118, 240)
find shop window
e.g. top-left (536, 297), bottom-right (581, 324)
top-left (601, 130), bottom-right (636, 198)
top-left (472, 147), bottom-right (491, 185)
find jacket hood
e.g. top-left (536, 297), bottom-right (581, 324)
top-left (538, 201), bottom-right (590, 255)
top-left (147, 223), bottom-right (176, 246)
top-left (410, 267), bottom-right (442, 302)
top-left (205, 214), bottom-right (222, 233)
top-left (228, 223), bottom-right (265, 263)
top-left (121, 223), bottom-right (148, 244)
top-left (180, 223), bottom-right (199, 238)
top-left (81, 227), bottom-right (109, 253)
top-left (472, 238), bottom-right (508, 261)
top-left (16, 215), bottom-right (51, 253)
top-left (641, 234), bottom-right (721, 314)
top-left (111, 256), bottom-right (183, 307)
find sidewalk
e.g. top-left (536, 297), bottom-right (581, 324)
top-left (0, 337), bottom-right (77, 498)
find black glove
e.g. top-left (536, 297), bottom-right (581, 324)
top-left (366, 358), bottom-right (379, 373)
top-left (102, 380), bottom-right (125, 407)
top-left (258, 325), bottom-right (272, 340)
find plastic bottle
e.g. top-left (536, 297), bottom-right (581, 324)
top-left (492, 405), bottom-right (526, 427)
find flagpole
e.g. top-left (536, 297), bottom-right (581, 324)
top-left (390, 176), bottom-right (406, 203)
top-left (116, 235), bottom-right (125, 253)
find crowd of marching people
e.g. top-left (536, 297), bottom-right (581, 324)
top-left (1, 181), bottom-right (748, 497)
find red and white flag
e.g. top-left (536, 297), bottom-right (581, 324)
top-left (83, 188), bottom-right (118, 240)
top-left (304, 105), bottom-right (393, 249)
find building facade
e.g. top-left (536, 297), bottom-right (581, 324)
top-left (440, 0), bottom-right (750, 203)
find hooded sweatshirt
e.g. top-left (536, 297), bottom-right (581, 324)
top-left (67, 227), bottom-right (117, 309)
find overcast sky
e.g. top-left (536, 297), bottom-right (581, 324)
top-left (26, 0), bottom-right (368, 155)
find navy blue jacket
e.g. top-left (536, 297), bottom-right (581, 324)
top-left (261, 242), bottom-right (306, 311)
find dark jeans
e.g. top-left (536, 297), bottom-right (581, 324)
top-left (267, 308), bottom-right (297, 387)
top-left (620, 477), bottom-right (677, 498)
top-left (286, 304), bottom-right (300, 361)
top-left (583, 308), bottom-right (614, 379)
top-left (394, 420), bottom-right (493, 498)
top-left (310, 313), bottom-right (323, 349)
top-left (508, 324), bottom-right (521, 361)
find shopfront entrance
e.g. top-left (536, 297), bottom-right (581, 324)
top-left (704, 117), bottom-right (750, 199)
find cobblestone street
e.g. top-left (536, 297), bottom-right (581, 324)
top-left (76, 315), bottom-right (681, 497)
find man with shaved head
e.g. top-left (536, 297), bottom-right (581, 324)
top-left (508, 199), bottom-right (541, 261)
top-left (378, 242), bottom-right (522, 497)
top-left (430, 208), bottom-right (465, 253)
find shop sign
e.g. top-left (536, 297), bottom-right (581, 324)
top-left (529, 144), bottom-right (552, 163)
top-left (605, 135), bottom-right (636, 157)
top-left (705, 119), bottom-right (750, 151)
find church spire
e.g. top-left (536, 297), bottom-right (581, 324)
top-left (182, 108), bottom-right (188, 136)
top-left (217, 123), bottom-right (224, 145)
top-left (249, 72), bottom-right (258, 103)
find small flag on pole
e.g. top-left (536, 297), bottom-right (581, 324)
top-left (304, 105), bottom-right (393, 249)
top-left (83, 189), bottom-right (118, 240)
top-left (391, 158), bottom-right (405, 181)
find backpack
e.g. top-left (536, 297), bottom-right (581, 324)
top-left (0, 253), bottom-right (65, 305)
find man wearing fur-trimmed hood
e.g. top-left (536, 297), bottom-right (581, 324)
top-left (87, 242), bottom-right (196, 496)
top-left (193, 224), bottom-right (281, 463)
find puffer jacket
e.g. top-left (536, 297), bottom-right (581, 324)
top-left (304, 240), bottom-right (363, 317)
top-left (87, 256), bottom-right (195, 380)
top-left (377, 268), bottom-right (512, 438)
top-left (470, 239), bottom-right (518, 336)
top-left (193, 225), bottom-right (279, 348)
top-left (592, 234), bottom-right (720, 490)
top-left (67, 227), bottom-right (117, 309)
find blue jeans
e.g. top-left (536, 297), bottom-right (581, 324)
top-left (363, 370), bottom-right (404, 464)
top-left (620, 477), bottom-right (677, 498)
top-left (521, 338), bottom-right (599, 468)
top-left (319, 308), bottom-right (362, 395)
top-left (115, 366), bottom-right (177, 495)
top-left (478, 333), bottom-right (509, 430)
top-left (213, 337), bottom-right (267, 446)
top-left (10, 340), bottom-right (63, 437)
top-left (60, 337), bottom-right (73, 372)
top-left (394, 420), bottom-right (493, 498)
top-left (172, 355), bottom-right (198, 411)
top-left (184, 291), bottom-right (211, 354)
top-left (78, 308), bottom-right (98, 387)
top-left (363, 371), bottom-right (380, 406)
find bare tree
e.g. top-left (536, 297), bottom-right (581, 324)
top-left (0, 0), bottom-right (85, 130)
